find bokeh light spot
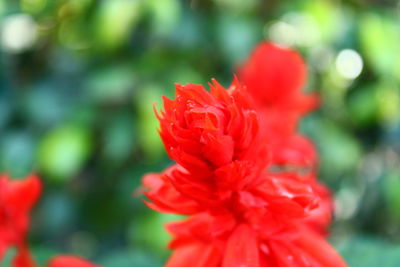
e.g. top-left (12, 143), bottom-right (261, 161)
top-left (335, 49), bottom-right (364, 79)
top-left (0, 14), bottom-right (37, 53)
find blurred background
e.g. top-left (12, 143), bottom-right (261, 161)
top-left (0, 0), bottom-right (400, 266)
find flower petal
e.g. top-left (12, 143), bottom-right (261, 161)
top-left (294, 229), bottom-right (347, 267)
top-left (222, 224), bottom-right (259, 267)
top-left (47, 256), bottom-right (100, 267)
top-left (166, 242), bottom-right (221, 267)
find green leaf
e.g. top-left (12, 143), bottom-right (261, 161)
top-left (102, 114), bottom-right (135, 163)
top-left (347, 86), bottom-right (379, 127)
top-left (375, 81), bottom-right (400, 126)
top-left (302, 0), bottom-right (341, 44)
top-left (0, 132), bottom-right (36, 178)
top-left (1, 248), bottom-right (16, 267)
top-left (136, 85), bottom-right (164, 161)
top-left (94, 0), bottom-right (143, 50)
top-left (336, 236), bottom-right (400, 267)
top-left (129, 212), bottom-right (182, 254)
top-left (146, 0), bottom-right (181, 36)
top-left (98, 250), bottom-right (163, 267)
top-left (85, 65), bottom-right (135, 103)
top-left (359, 12), bottom-right (400, 76)
top-left (383, 172), bottom-right (400, 220)
top-left (314, 119), bottom-right (362, 175)
top-left (31, 247), bottom-right (59, 266)
top-left (38, 124), bottom-right (92, 181)
top-left (216, 14), bottom-right (260, 64)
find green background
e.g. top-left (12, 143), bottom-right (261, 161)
top-left (1, 0), bottom-right (400, 266)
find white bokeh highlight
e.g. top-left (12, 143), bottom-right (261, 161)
top-left (335, 49), bottom-right (364, 79)
top-left (1, 14), bottom-right (38, 53)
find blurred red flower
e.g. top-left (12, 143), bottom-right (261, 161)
top-left (237, 42), bottom-right (319, 168)
top-left (237, 42), bottom-right (333, 235)
top-left (237, 42), bottom-right (318, 116)
top-left (0, 175), bottom-right (99, 267)
top-left (0, 174), bottom-right (41, 266)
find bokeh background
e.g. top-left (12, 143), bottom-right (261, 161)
top-left (1, 0), bottom-right (400, 266)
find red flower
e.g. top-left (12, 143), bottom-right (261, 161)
top-left (237, 42), bottom-right (319, 168)
top-left (146, 174), bottom-right (344, 267)
top-left (143, 79), bottom-right (347, 266)
top-left (0, 174), bottom-right (41, 264)
top-left (166, 219), bottom-right (345, 267)
top-left (0, 174), bottom-right (99, 267)
top-left (237, 42), bottom-right (332, 235)
top-left (237, 42), bottom-right (318, 113)
top-left (156, 78), bottom-right (265, 175)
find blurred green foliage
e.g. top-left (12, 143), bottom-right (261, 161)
top-left (0, 0), bottom-right (399, 266)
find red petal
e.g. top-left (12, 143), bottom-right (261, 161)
top-left (47, 256), bottom-right (100, 267)
top-left (143, 169), bottom-right (203, 215)
top-left (294, 229), bottom-right (347, 267)
top-left (167, 213), bottom-right (213, 249)
top-left (4, 174), bottom-right (42, 213)
top-left (222, 224), bottom-right (260, 267)
top-left (13, 245), bottom-right (37, 267)
top-left (201, 133), bottom-right (234, 167)
top-left (0, 174), bottom-right (42, 249)
top-left (0, 243), bottom-right (6, 260)
top-left (237, 42), bottom-right (307, 106)
top-left (166, 242), bottom-right (221, 267)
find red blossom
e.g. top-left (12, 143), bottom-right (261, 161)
top-left (0, 174), bottom-right (41, 264)
top-left (143, 74), bottom-right (347, 266)
top-left (0, 175), bottom-right (99, 267)
top-left (237, 42), bottom-right (318, 113)
top-left (156, 78), bottom-right (266, 175)
top-left (237, 42), bottom-right (319, 169)
top-left (237, 42), bottom-right (333, 235)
